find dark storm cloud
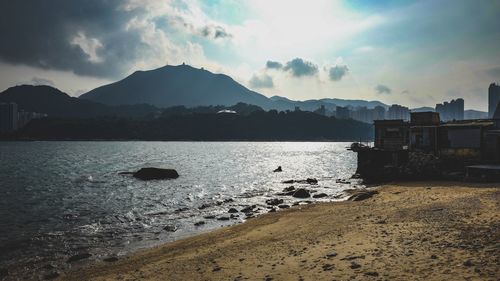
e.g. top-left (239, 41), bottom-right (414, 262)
top-left (283, 58), bottom-right (318, 77)
top-left (266, 60), bottom-right (283, 69)
top-left (249, 73), bottom-right (274, 89)
top-left (328, 65), bottom-right (349, 81)
top-left (0, 1), bottom-right (151, 78)
top-left (200, 25), bottom-right (232, 39)
top-left (375, 84), bottom-right (392, 94)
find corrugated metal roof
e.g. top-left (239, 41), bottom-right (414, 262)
top-left (440, 121), bottom-right (493, 127)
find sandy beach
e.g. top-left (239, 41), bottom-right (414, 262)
top-left (60, 182), bottom-right (499, 281)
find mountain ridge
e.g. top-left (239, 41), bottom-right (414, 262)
top-left (0, 85), bottom-right (159, 118)
top-left (79, 64), bottom-right (393, 111)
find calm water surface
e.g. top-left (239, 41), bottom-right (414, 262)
top-left (0, 141), bottom-right (362, 279)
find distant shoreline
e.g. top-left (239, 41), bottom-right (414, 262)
top-left (60, 182), bottom-right (499, 281)
top-left (0, 139), bottom-right (372, 142)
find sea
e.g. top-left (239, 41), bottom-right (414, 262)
top-left (0, 141), bottom-right (364, 280)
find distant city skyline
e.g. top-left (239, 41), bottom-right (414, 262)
top-left (0, 1), bottom-right (499, 111)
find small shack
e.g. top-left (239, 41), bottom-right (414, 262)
top-left (354, 111), bottom-right (500, 181)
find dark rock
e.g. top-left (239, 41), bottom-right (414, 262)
top-left (118, 171), bottom-right (134, 175)
top-left (313, 193), bottom-right (328, 198)
top-left (292, 189), bottom-right (311, 198)
top-left (228, 208), bottom-right (239, 213)
top-left (199, 203), bottom-right (211, 210)
top-left (350, 262), bottom-right (361, 269)
top-left (62, 213), bottom-right (78, 220)
top-left (212, 266), bottom-right (221, 272)
top-left (133, 167), bottom-right (179, 181)
top-left (43, 271), bottom-right (60, 280)
top-left (103, 257), bottom-right (119, 262)
top-left (273, 166), bottom-right (282, 172)
top-left (204, 215), bottom-right (216, 219)
top-left (326, 252), bottom-right (338, 258)
top-left (163, 225), bottom-right (178, 232)
top-left (230, 214), bottom-right (239, 219)
top-left (66, 253), bottom-right (92, 263)
top-left (266, 198), bottom-right (284, 206)
top-left (269, 208), bottom-right (277, 213)
top-left (463, 260), bottom-right (474, 267)
top-left (278, 204), bottom-right (290, 209)
top-left (241, 205), bottom-right (256, 213)
top-left (174, 207), bottom-right (189, 213)
top-left (217, 216), bottom-right (230, 221)
top-left (364, 271), bottom-right (379, 277)
top-left (194, 221), bottom-right (205, 226)
top-left (283, 186), bottom-right (295, 192)
top-left (430, 254), bottom-right (438, 259)
top-left (341, 255), bottom-right (365, 261)
top-left (282, 180), bottom-right (295, 184)
top-left (322, 264), bottom-right (334, 271)
top-left (306, 178), bottom-right (318, 184)
top-left (348, 190), bottom-right (378, 201)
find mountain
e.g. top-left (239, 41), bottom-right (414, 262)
top-left (269, 96), bottom-right (388, 112)
top-left (318, 98), bottom-right (388, 109)
top-left (269, 96), bottom-right (336, 111)
top-left (80, 64), bottom-right (391, 111)
top-left (411, 107), bottom-right (435, 112)
top-left (464, 109), bottom-right (487, 119)
top-left (0, 85), bottom-right (159, 118)
top-left (80, 64), bottom-right (273, 109)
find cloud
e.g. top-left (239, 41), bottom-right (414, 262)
top-left (200, 25), bottom-right (232, 39)
top-left (0, 1), bottom-right (217, 79)
top-left (328, 65), bottom-right (349, 81)
top-left (266, 60), bottom-right (283, 70)
top-left (249, 73), bottom-right (274, 89)
top-left (283, 58), bottom-right (318, 77)
top-left (30, 77), bottom-right (55, 86)
top-left (485, 66), bottom-right (500, 78)
top-left (375, 84), bottom-right (391, 94)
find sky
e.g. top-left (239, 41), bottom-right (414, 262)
top-left (0, 0), bottom-right (499, 110)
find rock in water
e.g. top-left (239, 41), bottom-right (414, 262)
top-left (313, 193), bottom-right (328, 198)
top-left (266, 198), bottom-right (284, 206)
top-left (163, 225), bottom-right (178, 232)
top-left (292, 189), bottom-right (311, 198)
top-left (306, 178), bottom-right (318, 184)
top-left (273, 166), bottom-right (283, 172)
top-left (133, 168), bottom-right (179, 180)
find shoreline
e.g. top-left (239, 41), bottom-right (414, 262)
top-left (58, 181), bottom-right (499, 281)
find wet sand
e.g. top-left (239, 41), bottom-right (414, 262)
top-left (61, 182), bottom-right (499, 281)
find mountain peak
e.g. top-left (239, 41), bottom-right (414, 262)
top-left (2, 84), bottom-right (69, 98)
top-left (80, 64), bottom-right (271, 108)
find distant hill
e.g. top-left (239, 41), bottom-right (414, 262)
top-left (411, 107), bottom-right (435, 112)
top-left (0, 85), bottom-right (159, 118)
top-left (11, 110), bottom-right (373, 141)
top-left (80, 64), bottom-right (273, 109)
top-left (465, 109), bottom-right (487, 119)
top-left (318, 98), bottom-right (388, 109)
